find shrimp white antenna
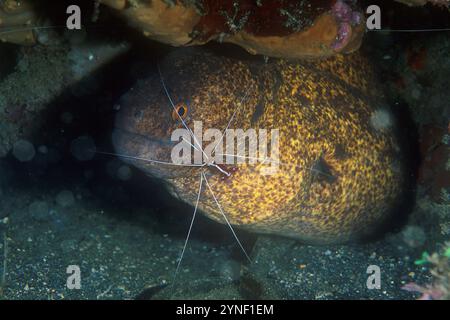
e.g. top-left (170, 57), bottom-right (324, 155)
top-left (94, 150), bottom-right (205, 167)
top-left (182, 137), bottom-right (200, 153)
top-left (171, 172), bottom-right (204, 291)
top-left (202, 172), bottom-right (252, 263)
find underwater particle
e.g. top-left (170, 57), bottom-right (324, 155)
top-left (117, 165), bottom-right (132, 181)
top-left (35, 20), bottom-right (63, 46)
top-left (401, 225), bottom-right (426, 248)
top-left (35, 29), bottom-right (51, 46)
top-left (411, 87), bottom-right (422, 100)
top-left (28, 200), bottom-right (50, 222)
top-left (68, 42), bottom-right (130, 83)
top-left (37, 145), bottom-right (48, 154)
top-left (70, 136), bottom-right (96, 161)
top-left (370, 109), bottom-right (393, 132)
top-left (60, 112), bottom-right (74, 125)
top-left (56, 190), bottom-right (75, 208)
top-left (12, 139), bottom-right (36, 162)
top-left (217, 259), bottom-right (241, 282)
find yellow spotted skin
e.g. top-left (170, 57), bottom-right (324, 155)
top-left (113, 48), bottom-right (405, 244)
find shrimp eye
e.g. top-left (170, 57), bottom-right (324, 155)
top-left (172, 103), bottom-right (188, 121)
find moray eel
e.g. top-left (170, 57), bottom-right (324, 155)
top-left (113, 48), bottom-right (406, 244)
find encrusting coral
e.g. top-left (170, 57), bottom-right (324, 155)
top-left (99, 0), bottom-right (366, 59)
top-left (402, 243), bottom-right (450, 300)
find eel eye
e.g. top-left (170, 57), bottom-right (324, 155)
top-left (172, 103), bottom-right (188, 121)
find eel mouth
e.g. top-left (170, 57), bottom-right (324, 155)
top-left (331, 0), bottom-right (364, 53)
top-left (112, 127), bottom-right (187, 179)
